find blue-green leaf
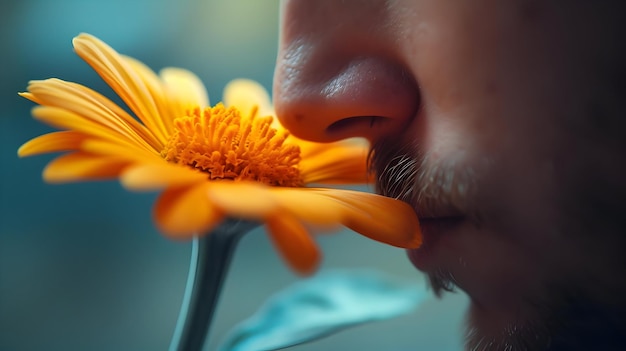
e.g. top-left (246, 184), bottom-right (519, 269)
top-left (217, 269), bottom-right (429, 351)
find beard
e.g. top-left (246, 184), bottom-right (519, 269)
top-left (368, 134), bottom-right (626, 351)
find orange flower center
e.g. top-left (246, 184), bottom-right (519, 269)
top-left (161, 103), bottom-right (303, 187)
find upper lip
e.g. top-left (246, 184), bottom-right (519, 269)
top-left (369, 137), bottom-right (467, 221)
top-left (378, 180), bottom-right (466, 221)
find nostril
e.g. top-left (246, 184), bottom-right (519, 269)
top-left (275, 55), bottom-right (420, 142)
top-left (327, 116), bottom-right (387, 135)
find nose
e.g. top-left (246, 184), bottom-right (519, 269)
top-left (273, 0), bottom-right (420, 143)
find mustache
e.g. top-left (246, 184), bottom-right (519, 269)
top-left (369, 137), bottom-right (478, 297)
top-left (368, 137), bottom-right (477, 220)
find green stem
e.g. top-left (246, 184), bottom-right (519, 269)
top-left (169, 220), bottom-right (257, 351)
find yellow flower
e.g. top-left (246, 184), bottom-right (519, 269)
top-left (18, 33), bottom-right (421, 275)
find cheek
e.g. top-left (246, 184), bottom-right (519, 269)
top-left (411, 37), bottom-right (572, 257)
top-left (405, 1), bottom-right (576, 154)
top-left (399, 0), bottom-right (593, 267)
top-left (417, 110), bottom-right (573, 293)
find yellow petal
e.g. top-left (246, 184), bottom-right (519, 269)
top-left (266, 213), bottom-right (320, 276)
top-left (206, 183), bottom-right (419, 249)
top-left (121, 55), bottom-right (176, 135)
top-left (160, 67), bottom-right (210, 112)
top-left (31, 106), bottom-right (115, 140)
top-left (296, 136), bottom-right (369, 157)
top-left (318, 189), bottom-right (422, 249)
top-left (72, 33), bottom-right (170, 143)
top-left (121, 163), bottom-right (208, 191)
top-left (24, 78), bottom-right (161, 150)
top-left (30, 104), bottom-right (156, 156)
top-left (154, 183), bottom-right (224, 238)
top-left (80, 139), bottom-right (161, 162)
top-left (300, 144), bottom-right (370, 184)
top-left (18, 91), bottom-right (41, 105)
top-left (223, 79), bottom-right (273, 118)
top-left (207, 181), bottom-right (278, 219)
top-left (18, 131), bottom-right (87, 157)
top-left (43, 152), bottom-right (129, 183)
top-left (270, 188), bottom-right (345, 226)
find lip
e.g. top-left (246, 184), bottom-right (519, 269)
top-left (408, 216), bottom-right (465, 271)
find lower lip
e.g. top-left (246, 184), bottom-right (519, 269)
top-left (408, 217), bottom-right (464, 270)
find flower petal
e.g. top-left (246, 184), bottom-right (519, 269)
top-left (300, 143), bottom-right (371, 184)
top-left (80, 139), bottom-right (161, 162)
top-left (43, 152), bottom-right (129, 183)
top-left (297, 137), bottom-right (368, 158)
top-left (265, 213), bottom-right (320, 275)
top-left (160, 67), bottom-right (210, 112)
top-left (223, 79), bottom-right (273, 118)
top-left (18, 131), bottom-right (87, 157)
top-left (154, 183), bottom-right (225, 237)
top-left (121, 162), bottom-right (208, 191)
top-left (207, 181), bottom-right (278, 219)
top-left (207, 184), bottom-right (420, 249)
top-left (317, 189), bottom-right (422, 249)
top-left (23, 78), bottom-right (161, 150)
top-left (31, 106), bottom-right (119, 141)
top-left (72, 33), bottom-right (170, 143)
top-left (29, 103), bottom-right (157, 158)
top-left (121, 55), bottom-right (176, 134)
top-left (270, 188), bottom-right (346, 226)
top-left (268, 187), bottom-right (420, 248)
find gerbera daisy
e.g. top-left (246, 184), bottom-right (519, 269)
top-left (18, 33), bottom-right (421, 275)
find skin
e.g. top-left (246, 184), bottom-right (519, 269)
top-left (273, 1), bottom-right (626, 350)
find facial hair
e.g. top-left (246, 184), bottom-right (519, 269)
top-left (368, 134), bottom-right (626, 351)
top-left (368, 136), bottom-right (479, 297)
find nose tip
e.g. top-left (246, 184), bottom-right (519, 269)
top-left (274, 56), bottom-right (420, 143)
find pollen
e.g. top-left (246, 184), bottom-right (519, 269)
top-left (161, 103), bottom-right (303, 187)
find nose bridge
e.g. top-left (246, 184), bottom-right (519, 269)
top-left (274, 0), bottom-right (420, 143)
top-left (276, 0), bottom-right (350, 88)
top-left (278, 0), bottom-right (374, 45)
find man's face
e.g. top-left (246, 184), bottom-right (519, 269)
top-left (273, 0), bottom-right (626, 349)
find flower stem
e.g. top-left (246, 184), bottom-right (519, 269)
top-left (169, 220), bottom-right (257, 351)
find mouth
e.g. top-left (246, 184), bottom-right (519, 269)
top-left (369, 137), bottom-right (473, 272)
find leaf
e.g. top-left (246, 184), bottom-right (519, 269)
top-left (217, 269), bottom-right (429, 351)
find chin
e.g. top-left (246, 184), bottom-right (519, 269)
top-left (463, 299), bottom-right (552, 351)
top-left (414, 248), bottom-right (554, 351)
top-left (406, 219), bottom-right (626, 351)
top-left (463, 288), bottom-right (626, 351)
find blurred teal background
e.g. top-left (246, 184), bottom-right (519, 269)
top-left (0, 0), bottom-right (468, 350)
